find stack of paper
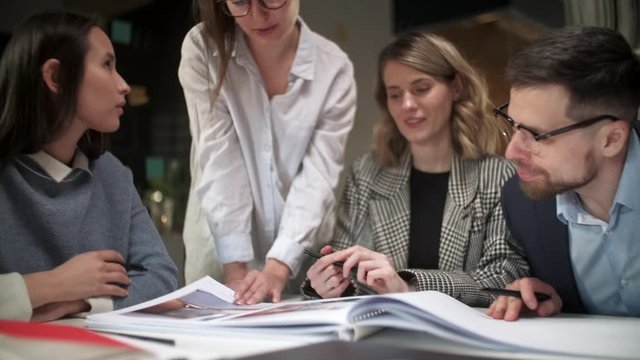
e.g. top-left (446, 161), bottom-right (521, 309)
top-left (87, 276), bottom-right (640, 360)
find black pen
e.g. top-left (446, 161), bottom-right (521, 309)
top-left (126, 263), bottom-right (147, 276)
top-left (304, 249), bottom-right (346, 267)
top-left (481, 287), bottom-right (551, 302)
top-left (304, 249), bottom-right (377, 295)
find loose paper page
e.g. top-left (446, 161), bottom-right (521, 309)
top-left (363, 291), bottom-right (640, 359)
top-left (88, 277), bottom-right (358, 332)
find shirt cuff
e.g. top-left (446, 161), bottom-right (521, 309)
top-left (266, 239), bottom-right (305, 276)
top-left (214, 234), bottom-right (254, 264)
top-left (74, 297), bottom-right (113, 318)
top-left (0, 273), bottom-right (32, 320)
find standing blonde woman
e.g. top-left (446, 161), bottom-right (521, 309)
top-left (303, 31), bottom-right (529, 306)
top-left (179, 0), bottom-right (356, 304)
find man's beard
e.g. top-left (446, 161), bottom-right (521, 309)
top-left (516, 153), bottom-right (597, 200)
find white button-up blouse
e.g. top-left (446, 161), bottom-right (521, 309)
top-left (178, 19), bottom-right (356, 274)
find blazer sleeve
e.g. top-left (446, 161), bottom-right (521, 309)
top-left (398, 162), bottom-right (530, 307)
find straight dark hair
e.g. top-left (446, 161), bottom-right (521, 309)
top-left (0, 10), bottom-right (106, 170)
top-left (507, 26), bottom-right (640, 122)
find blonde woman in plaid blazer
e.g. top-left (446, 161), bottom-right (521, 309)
top-left (302, 32), bottom-right (529, 307)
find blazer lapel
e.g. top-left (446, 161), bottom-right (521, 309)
top-left (439, 156), bottom-right (477, 270)
top-left (368, 152), bottom-right (411, 269)
top-left (533, 198), bottom-right (585, 312)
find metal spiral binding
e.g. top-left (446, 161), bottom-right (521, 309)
top-left (349, 308), bottom-right (388, 323)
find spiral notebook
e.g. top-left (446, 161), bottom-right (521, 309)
top-left (87, 276), bottom-right (639, 359)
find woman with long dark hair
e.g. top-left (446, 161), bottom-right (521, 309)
top-left (0, 11), bottom-right (177, 322)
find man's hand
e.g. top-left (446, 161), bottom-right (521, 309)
top-left (233, 259), bottom-right (291, 305)
top-left (486, 277), bottom-right (562, 321)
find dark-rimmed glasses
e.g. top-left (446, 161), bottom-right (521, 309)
top-left (494, 101), bottom-right (618, 155)
top-left (220, 0), bottom-right (288, 17)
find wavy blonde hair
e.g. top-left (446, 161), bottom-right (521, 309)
top-left (372, 31), bottom-right (509, 167)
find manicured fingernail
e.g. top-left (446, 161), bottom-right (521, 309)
top-left (526, 301), bottom-right (537, 309)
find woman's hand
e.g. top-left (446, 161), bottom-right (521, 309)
top-left (24, 250), bottom-right (130, 309)
top-left (223, 262), bottom-right (249, 293)
top-left (233, 259), bottom-right (291, 305)
top-left (306, 246), bottom-right (350, 298)
top-left (30, 300), bottom-right (90, 323)
top-left (330, 245), bottom-right (411, 294)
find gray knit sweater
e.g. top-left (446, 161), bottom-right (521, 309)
top-left (0, 152), bottom-right (178, 309)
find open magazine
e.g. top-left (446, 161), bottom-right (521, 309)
top-left (87, 277), bottom-right (639, 359)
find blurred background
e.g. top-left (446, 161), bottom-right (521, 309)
top-left (1, 0), bottom-right (638, 285)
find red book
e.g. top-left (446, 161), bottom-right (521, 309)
top-left (0, 320), bottom-right (151, 359)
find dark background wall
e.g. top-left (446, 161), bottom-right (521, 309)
top-left (393, 0), bottom-right (564, 32)
top-left (393, 0), bottom-right (510, 32)
top-left (109, 0), bottom-right (193, 196)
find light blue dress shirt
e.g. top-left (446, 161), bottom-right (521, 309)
top-left (557, 131), bottom-right (640, 316)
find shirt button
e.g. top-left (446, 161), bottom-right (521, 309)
top-left (620, 279), bottom-right (628, 287)
top-left (605, 229), bottom-right (612, 236)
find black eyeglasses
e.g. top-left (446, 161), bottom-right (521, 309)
top-left (494, 101), bottom-right (619, 154)
top-left (220, 0), bottom-right (288, 17)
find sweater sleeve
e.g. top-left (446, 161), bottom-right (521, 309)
top-left (113, 174), bottom-right (178, 309)
top-left (0, 273), bottom-right (32, 320)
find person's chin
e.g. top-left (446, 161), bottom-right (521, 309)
top-left (100, 120), bottom-right (121, 133)
top-left (519, 179), bottom-right (556, 200)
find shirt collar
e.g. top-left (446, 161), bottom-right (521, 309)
top-left (233, 17), bottom-right (315, 81)
top-left (27, 149), bottom-right (92, 183)
top-left (557, 128), bottom-right (640, 223)
top-left (556, 191), bottom-right (583, 225)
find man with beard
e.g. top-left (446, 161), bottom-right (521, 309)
top-left (486, 26), bottom-right (640, 320)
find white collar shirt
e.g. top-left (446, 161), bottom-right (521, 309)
top-left (178, 18), bottom-right (356, 274)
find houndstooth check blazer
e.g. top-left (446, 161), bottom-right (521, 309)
top-left (302, 151), bottom-right (530, 306)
